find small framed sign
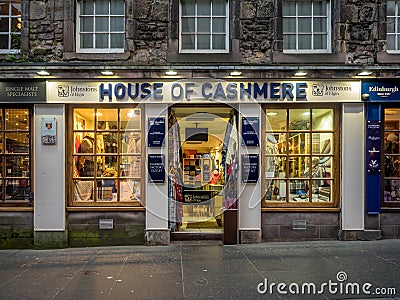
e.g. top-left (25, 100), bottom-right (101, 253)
top-left (242, 154), bottom-right (259, 183)
top-left (41, 117), bottom-right (56, 145)
top-left (242, 117), bottom-right (259, 146)
top-left (148, 154), bottom-right (165, 183)
top-left (148, 117), bottom-right (165, 147)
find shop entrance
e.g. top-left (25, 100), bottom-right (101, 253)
top-left (168, 105), bottom-right (238, 239)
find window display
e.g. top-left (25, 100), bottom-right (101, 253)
top-left (0, 108), bottom-right (32, 205)
top-left (264, 106), bottom-right (337, 206)
top-left (71, 107), bottom-right (142, 205)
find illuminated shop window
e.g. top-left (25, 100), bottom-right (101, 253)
top-left (0, 108), bottom-right (32, 205)
top-left (0, 0), bottom-right (21, 53)
top-left (71, 107), bottom-right (142, 206)
top-left (76, 0), bottom-right (125, 53)
top-left (264, 107), bottom-right (337, 206)
top-left (383, 108), bottom-right (400, 206)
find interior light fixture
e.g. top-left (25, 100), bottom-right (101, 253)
top-left (357, 70), bottom-right (373, 76)
top-left (36, 70), bottom-right (50, 76)
top-left (165, 70), bottom-right (178, 76)
top-left (101, 70), bottom-right (114, 76)
top-left (294, 70), bottom-right (308, 77)
top-left (266, 112), bottom-right (278, 116)
top-left (229, 70), bottom-right (242, 76)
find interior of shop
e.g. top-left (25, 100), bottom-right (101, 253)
top-left (168, 105), bottom-right (237, 233)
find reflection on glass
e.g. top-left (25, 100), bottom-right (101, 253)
top-left (97, 109), bottom-right (118, 130)
top-left (312, 109), bottom-right (333, 130)
top-left (5, 179), bottom-right (30, 200)
top-left (121, 109), bottom-right (141, 130)
top-left (289, 133), bottom-right (310, 154)
top-left (5, 132), bottom-right (29, 153)
top-left (5, 156), bottom-right (29, 177)
top-left (74, 109), bottom-right (94, 130)
top-left (120, 179), bottom-right (140, 201)
top-left (5, 109), bottom-right (29, 131)
top-left (313, 180), bottom-right (332, 202)
top-left (97, 156), bottom-right (118, 174)
top-left (312, 133), bottom-right (332, 155)
top-left (289, 156), bottom-right (310, 178)
top-left (384, 132), bottom-right (399, 154)
top-left (384, 179), bottom-right (400, 202)
top-left (121, 132), bottom-right (141, 154)
top-left (74, 180), bottom-right (94, 201)
top-left (266, 109), bottom-right (286, 131)
top-left (120, 156), bottom-right (141, 177)
top-left (100, 132), bottom-right (118, 154)
top-left (289, 109), bottom-right (310, 130)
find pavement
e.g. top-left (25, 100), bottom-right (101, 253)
top-left (0, 240), bottom-right (399, 300)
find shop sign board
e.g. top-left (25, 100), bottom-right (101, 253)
top-left (46, 80), bottom-right (361, 103)
top-left (148, 117), bottom-right (165, 147)
top-left (362, 80), bottom-right (400, 101)
top-left (241, 154), bottom-right (259, 183)
top-left (0, 81), bottom-right (46, 102)
top-left (183, 189), bottom-right (219, 203)
top-left (148, 154), bottom-right (165, 183)
top-left (242, 117), bottom-right (259, 146)
top-left (366, 120), bottom-right (381, 174)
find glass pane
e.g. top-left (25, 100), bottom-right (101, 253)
top-left (298, 18), bottom-right (311, 33)
top-left (387, 34), bottom-right (395, 50)
top-left (385, 132), bottom-right (399, 154)
top-left (212, 0), bottom-right (226, 16)
top-left (5, 155), bottom-right (29, 177)
top-left (95, 0), bottom-right (109, 15)
top-left (388, 18), bottom-right (395, 33)
top-left (0, 109), bottom-right (3, 130)
top-left (0, 135), bottom-right (2, 154)
top-left (198, 17), bottom-right (210, 32)
top-left (181, 0), bottom-right (195, 15)
top-left (312, 109), bottom-right (333, 130)
top-left (314, 17), bottom-right (326, 32)
top-left (0, 17), bottom-right (8, 33)
top-left (289, 109), bottom-right (310, 130)
top-left (95, 33), bottom-right (108, 48)
top-left (266, 133), bottom-right (279, 155)
top-left (5, 109), bottom-right (29, 130)
top-left (97, 109), bottom-right (118, 130)
top-left (97, 183), bottom-right (115, 201)
top-left (397, 37), bottom-right (400, 51)
top-left (283, 1), bottom-right (296, 16)
top-left (289, 179), bottom-right (309, 202)
top-left (312, 133), bottom-right (333, 155)
top-left (81, 0), bottom-right (94, 15)
top-left (0, 35), bottom-right (8, 49)
top-left (74, 109), bottom-right (95, 130)
top-left (314, 34), bottom-right (326, 49)
top-left (265, 155), bottom-right (278, 177)
top-left (0, 2), bottom-right (9, 15)
top-left (283, 18), bottom-right (296, 33)
top-left (99, 133), bottom-right (118, 154)
top-left (314, 1), bottom-right (326, 15)
top-left (5, 179), bottom-right (30, 200)
top-left (110, 0), bottom-right (124, 15)
top-left (80, 16), bottom-right (93, 32)
top-left (197, 34), bottom-right (210, 49)
top-left (96, 17), bottom-right (109, 31)
top-left (276, 156), bottom-right (287, 178)
top-left (384, 179), bottom-right (400, 202)
top-left (120, 179), bottom-right (140, 201)
top-left (181, 34), bottom-right (195, 49)
top-left (121, 132), bottom-right (141, 154)
top-left (313, 179), bottom-right (332, 202)
top-left (265, 179), bottom-right (286, 202)
top-left (11, 17), bottom-right (20, 31)
top-left (110, 17), bottom-right (124, 31)
top-left (266, 109), bottom-right (286, 131)
top-left (298, 34), bottom-right (311, 49)
top-left (212, 34), bottom-right (225, 49)
top-left (111, 33), bottom-right (124, 48)
top-left (289, 133), bottom-right (310, 155)
top-left (120, 108), bottom-right (141, 130)
top-left (99, 158), bottom-right (118, 176)
top-left (120, 156), bottom-right (141, 177)
top-left (5, 133), bottom-right (29, 153)
top-left (182, 17), bottom-right (195, 32)
top-left (74, 180), bottom-right (94, 201)
top-left (388, 1), bottom-right (395, 16)
top-left (276, 134), bottom-right (287, 155)
top-left (212, 18), bottom-right (225, 32)
top-left (283, 34), bottom-right (296, 49)
top-left (81, 33), bottom-right (93, 48)
top-left (298, 1), bottom-right (311, 15)
top-left (289, 156), bottom-right (310, 177)
top-left (198, 0), bottom-right (211, 15)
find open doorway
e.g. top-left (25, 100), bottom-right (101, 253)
top-left (168, 105), bottom-right (238, 235)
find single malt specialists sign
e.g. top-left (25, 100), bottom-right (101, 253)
top-left (0, 81), bottom-right (46, 102)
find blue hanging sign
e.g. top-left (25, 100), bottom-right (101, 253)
top-left (366, 120), bottom-right (381, 174)
top-left (242, 117), bottom-right (259, 146)
top-left (148, 117), bottom-right (165, 147)
top-left (362, 80), bottom-right (400, 101)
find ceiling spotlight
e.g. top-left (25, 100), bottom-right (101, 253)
top-left (229, 70), bottom-right (242, 76)
top-left (357, 70), bottom-right (373, 76)
top-left (165, 70), bottom-right (178, 76)
top-left (36, 70), bottom-right (50, 76)
top-left (101, 70), bottom-right (114, 76)
top-left (294, 70), bottom-right (308, 77)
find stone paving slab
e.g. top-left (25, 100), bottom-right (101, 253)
top-left (0, 240), bottom-right (399, 299)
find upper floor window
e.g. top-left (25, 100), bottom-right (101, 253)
top-left (282, 0), bottom-right (331, 53)
top-left (77, 0), bottom-right (125, 53)
top-left (179, 0), bottom-right (229, 53)
top-left (0, 0), bottom-right (21, 54)
top-left (387, 0), bottom-right (400, 53)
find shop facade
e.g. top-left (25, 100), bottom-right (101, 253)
top-left (0, 78), bottom-right (371, 247)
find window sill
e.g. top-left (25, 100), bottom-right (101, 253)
top-left (67, 205), bottom-right (145, 212)
top-left (262, 207), bottom-right (340, 212)
top-left (0, 206), bottom-right (33, 212)
top-left (272, 51), bottom-right (346, 64)
top-left (377, 52), bottom-right (400, 63)
top-left (64, 51), bottom-right (130, 61)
